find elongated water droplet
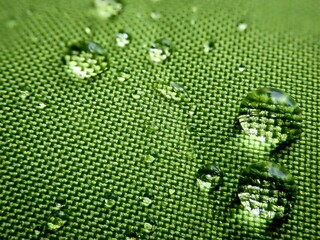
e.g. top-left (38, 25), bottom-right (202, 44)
top-left (149, 39), bottom-right (172, 63)
top-left (156, 82), bottom-right (190, 102)
top-left (150, 12), bottom-right (161, 20)
top-left (94, 0), bottom-right (123, 19)
top-left (63, 41), bottom-right (109, 78)
top-left (196, 165), bottom-right (222, 193)
top-left (238, 87), bottom-right (302, 146)
top-left (118, 68), bottom-right (131, 81)
top-left (238, 161), bottom-right (296, 220)
top-left (116, 31), bottom-right (131, 47)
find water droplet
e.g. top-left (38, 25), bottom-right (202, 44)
top-left (6, 18), bottom-right (17, 28)
top-left (46, 209), bottom-right (68, 231)
top-left (142, 219), bottom-right (157, 233)
top-left (149, 39), bottom-right (172, 63)
top-left (203, 39), bottom-right (214, 54)
top-left (117, 68), bottom-right (131, 81)
top-left (34, 225), bottom-right (43, 236)
top-left (19, 86), bottom-right (31, 99)
top-left (238, 87), bottom-right (302, 146)
top-left (150, 12), bottom-right (161, 20)
top-left (63, 41), bottom-right (109, 78)
top-left (238, 161), bottom-right (296, 220)
top-left (125, 231), bottom-right (138, 240)
top-left (116, 31), bottom-right (131, 47)
top-left (105, 193), bottom-right (117, 209)
top-left (144, 150), bottom-right (158, 164)
top-left (85, 27), bottom-right (92, 35)
top-left (141, 193), bottom-right (154, 206)
top-left (156, 82), bottom-right (191, 102)
top-left (55, 197), bottom-right (66, 208)
top-left (237, 22), bottom-right (248, 31)
top-left (132, 90), bottom-right (143, 99)
top-left (238, 64), bottom-right (245, 72)
top-left (191, 6), bottom-right (198, 13)
top-left (94, 0), bottom-right (123, 19)
top-left (196, 165), bottom-right (222, 193)
top-left (36, 101), bottom-right (47, 109)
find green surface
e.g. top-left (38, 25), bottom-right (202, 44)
top-left (0, 0), bottom-right (319, 239)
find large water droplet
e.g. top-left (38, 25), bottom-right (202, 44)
top-left (116, 31), bottom-right (131, 47)
top-left (238, 87), bottom-right (302, 146)
top-left (238, 161), bottom-right (296, 220)
top-left (55, 197), bottom-right (66, 209)
top-left (196, 165), bottom-right (222, 193)
top-left (117, 68), bottom-right (131, 82)
top-left (63, 41), bottom-right (109, 78)
top-left (141, 193), bottom-right (154, 206)
top-left (46, 209), bottom-right (69, 231)
top-left (149, 39), bottom-right (172, 63)
top-left (94, 0), bottom-right (123, 19)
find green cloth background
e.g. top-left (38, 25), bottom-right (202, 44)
top-left (0, 0), bottom-right (319, 239)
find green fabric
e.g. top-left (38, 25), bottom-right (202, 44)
top-left (0, 0), bottom-right (319, 239)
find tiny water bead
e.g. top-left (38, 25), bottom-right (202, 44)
top-left (203, 39), bottom-right (214, 54)
top-left (141, 193), bottom-right (154, 206)
top-left (238, 64), bottom-right (245, 72)
top-left (117, 68), bottom-right (131, 81)
top-left (132, 90), bottom-right (143, 99)
top-left (63, 41), bottom-right (109, 78)
top-left (144, 150), bottom-right (158, 164)
top-left (238, 87), bottom-right (302, 146)
top-left (46, 209), bottom-right (69, 231)
top-left (149, 39), bottom-right (172, 63)
top-left (116, 31), bottom-right (131, 47)
top-left (105, 193), bottom-right (117, 209)
top-left (237, 22), bottom-right (248, 31)
top-left (94, 0), bottom-right (123, 19)
top-left (238, 161), bottom-right (296, 220)
top-left (19, 86), bottom-right (31, 99)
top-left (196, 165), bottom-right (222, 193)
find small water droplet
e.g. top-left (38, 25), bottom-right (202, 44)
top-left (34, 225), bottom-right (43, 236)
top-left (149, 39), bottom-right (172, 63)
top-left (94, 0), bottom-right (123, 19)
top-left (157, 82), bottom-right (190, 102)
top-left (117, 68), bottom-right (131, 81)
top-left (203, 39), bottom-right (214, 54)
top-left (125, 231), bottom-right (138, 240)
top-left (191, 6), bottom-right (198, 13)
top-left (132, 90), bottom-right (143, 99)
top-left (150, 12), bottom-right (161, 20)
top-left (142, 218), bottom-right (157, 233)
top-left (238, 87), bottom-right (302, 146)
top-left (237, 22), bottom-right (248, 31)
top-left (46, 209), bottom-right (68, 231)
top-left (85, 27), bottom-right (92, 35)
top-left (63, 41), bottom-right (109, 78)
top-left (144, 150), bottom-right (158, 164)
top-left (19, 86), bottom-right (31, 99)
top-left (141, 193), bottom-right (154, 206)
top-left (55, 197), bottom-right (66, 208)
top-left (116, 31), bottom-right (131, 47)
top-left (36, 101), bottom-right (47, 109)
top-left (6, 18), bottom-right (17, 28)
top-left (238, 64), bottom-right (245, 72)
top-left (238, 161), bottom-right (296, 220)
top-left (105, 193), bottom-right (117, 209)
top-left (196, 165), bottom-right (222, 193)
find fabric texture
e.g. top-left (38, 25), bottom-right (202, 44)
top-left (0, 0), bottom-right (319, 239)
